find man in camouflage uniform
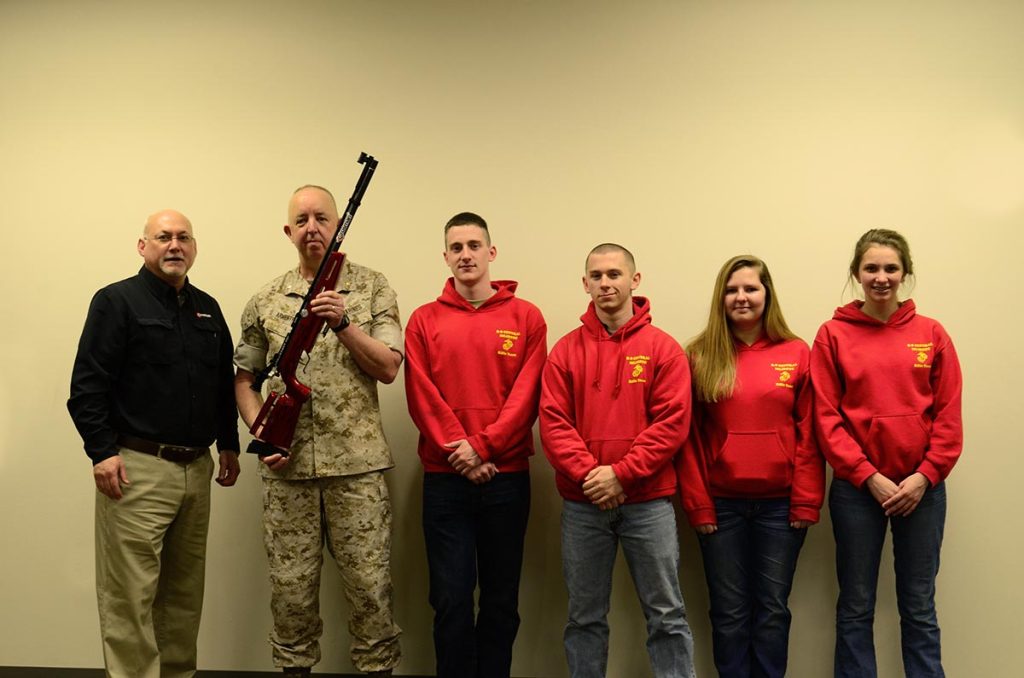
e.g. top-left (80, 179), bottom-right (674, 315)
top-left (234, 185), bottom-right (402, 677)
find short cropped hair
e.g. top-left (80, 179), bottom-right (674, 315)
top-left (444, 212), bottom-right (490, 246)
top-left (585, 242), bottom-right (636, 273)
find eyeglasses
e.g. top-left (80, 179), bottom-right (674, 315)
top-left (147, 233), bottom-right (195, 245)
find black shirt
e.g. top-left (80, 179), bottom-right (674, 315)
top-left (68, 266), bottom-right (241, 464)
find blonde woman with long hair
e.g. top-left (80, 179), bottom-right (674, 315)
top-left (678, 255), bottom-right (824, 678)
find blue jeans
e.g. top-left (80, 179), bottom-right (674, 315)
top-left (830, 478), bottom-right (946, 678)
top-left (422, 471), bottom-right (531, 678)
top-left (561, 498), bottom-right (695, 678)
top-left (697, 497), bottom-right (807, 678)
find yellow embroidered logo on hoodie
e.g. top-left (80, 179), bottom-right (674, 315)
top-left (626, 355), bottom-right (650, 384)
top-left (771, 362), bottom-right (797, 389)
top-left (907, 342), bottom-right (933, 368)
top-left (496, 329), bottom-right (520, 357)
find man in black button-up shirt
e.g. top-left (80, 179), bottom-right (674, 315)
top-left (68, 209), bottom-right (240, 678)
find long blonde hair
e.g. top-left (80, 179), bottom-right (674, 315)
top-left (687, 255), bottom-right (797, 402)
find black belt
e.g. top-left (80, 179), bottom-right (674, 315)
top-left (117, 434), bottom-right (209, 464)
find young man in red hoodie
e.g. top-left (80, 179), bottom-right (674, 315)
top-left (540, 243), bottom-right (695, 678)
top-left (405, 212), bottom-right (547, 678)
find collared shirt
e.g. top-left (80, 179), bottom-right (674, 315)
top-left (233, 258), bottom-right (402, 479)
top-left (68, 266), bottom-right (241, 464)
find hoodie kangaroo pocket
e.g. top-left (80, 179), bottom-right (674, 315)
top-left (587, 438), bottom-right (634, 466)
top-left (864, 414), bottom-right (930, 477)
top-left (712, 431), bottom-right (792, 494)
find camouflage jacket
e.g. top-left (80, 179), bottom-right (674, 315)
top-left (234, 259), bottom-right (402, 479)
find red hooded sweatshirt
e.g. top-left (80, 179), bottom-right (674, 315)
top-left (405, 278), bottom-right (547, 473)
top-left (810, 300), bottom-right (963, 488)
top-left (540, 297), bottom-right (691, 503)
top-left (677, 337), bottom-right (824, 526)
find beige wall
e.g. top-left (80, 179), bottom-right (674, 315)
top-left (1, 1), bottom-right (1021, 675)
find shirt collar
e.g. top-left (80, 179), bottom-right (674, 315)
top-left (281, 257), bottom-right (352, 297)
top-left (138, 265), bottom-right (189, 305)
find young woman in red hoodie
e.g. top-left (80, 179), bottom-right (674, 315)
top-left (678, 255), bottom-right (823, 678)
top-left (811, 229), bottom-right (962, 678)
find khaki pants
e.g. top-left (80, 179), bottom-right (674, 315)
top-left (262, 472), bottom-right (401, 672)
top-left (95, 447), bottom-right (213, 678)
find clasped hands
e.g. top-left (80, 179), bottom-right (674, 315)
top-left (444, 438), bottom-right (497, 484)
top-left (866, 471), bottom-right (930, 517)
top-left (583, 465), bottom-right (626, 510)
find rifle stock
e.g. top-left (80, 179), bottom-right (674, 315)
top-left (246, 153), bottom-right (378, 457)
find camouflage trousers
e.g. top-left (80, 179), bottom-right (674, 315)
top-left (262, 471), bottom-right (401, 672)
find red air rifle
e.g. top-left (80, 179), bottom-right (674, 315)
top-left (246, 152), bottom-right (378, 457)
